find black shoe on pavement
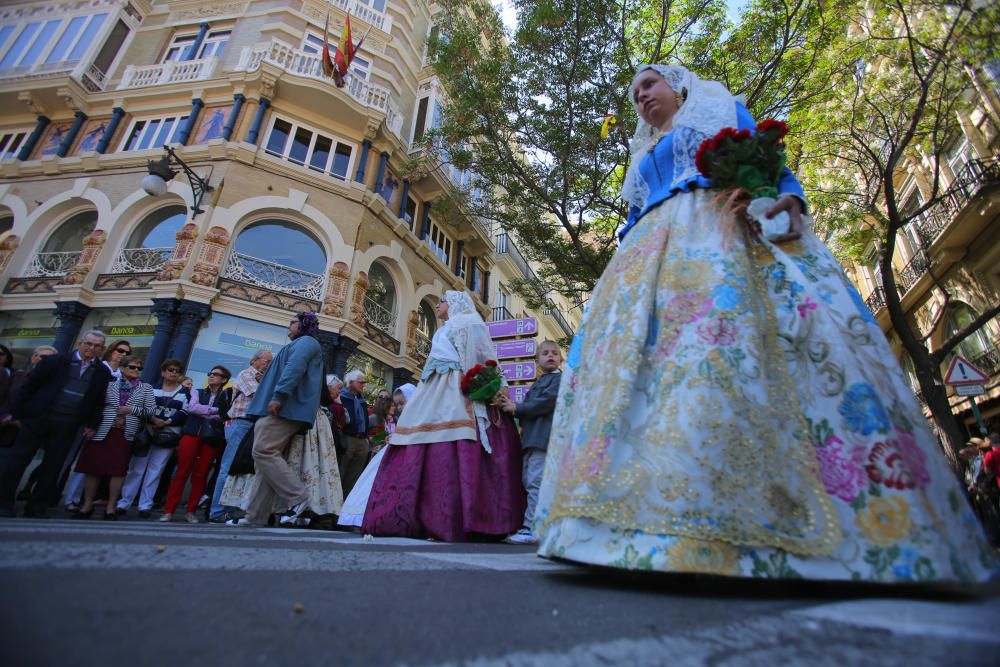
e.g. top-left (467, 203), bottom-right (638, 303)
top-left (115, 507), bottom-right (127, 517)
top-left (138, 510), bottom-right (152, 519)
top-left (22, 505), bottom-right (50, 519)
top-left (103, 512), bottom-right (117, 521)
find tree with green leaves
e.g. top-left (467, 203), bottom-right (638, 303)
top-left (793, 0), bottom-right (1000, 464)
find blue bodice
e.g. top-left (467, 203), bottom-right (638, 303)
top-left (618, 103), bottom-right (806, 241)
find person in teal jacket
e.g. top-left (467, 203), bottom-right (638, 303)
top-left (236, 311), bottom-right (324, 527)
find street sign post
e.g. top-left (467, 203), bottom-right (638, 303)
top-left (943, 355), bottom-right (990, 385)
top-left (944, 356), bottom-right (992, 436)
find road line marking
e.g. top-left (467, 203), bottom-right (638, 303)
top-left (405, 551), bottom-right (575, 572)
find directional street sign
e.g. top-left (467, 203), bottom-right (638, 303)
top-left (943, 355), bottom-right (990, 385)
top-left (509, 384), bottom-right (534, 402)
top-left (487, 317), bottom-right (537, 339)
top-left (954, 384), bottom-right (986, 397)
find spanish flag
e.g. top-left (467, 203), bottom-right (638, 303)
top-left (333, 15), bottom-right (355, 87)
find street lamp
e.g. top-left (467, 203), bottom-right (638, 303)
top-left (143, 145), bottom-right (214, 218)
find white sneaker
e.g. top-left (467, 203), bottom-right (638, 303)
top-left (288, 499), bottom-right (311, 519)
top-left (184, 512), bottom-right (199, 524)
top-left (226, 517), bottom-right (254, 527)
top-left (504, 529), bottom-right (538, 545)
top-left (158, 513), bottom-right (172, 523)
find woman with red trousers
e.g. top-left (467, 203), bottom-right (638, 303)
top-left (160, 365), bottom-right (231, 523)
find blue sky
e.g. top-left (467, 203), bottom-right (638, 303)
top-left (492, 1), bottom-right (745, 31)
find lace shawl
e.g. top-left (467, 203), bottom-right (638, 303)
top-left (621, 64), bottom-right (739, 212)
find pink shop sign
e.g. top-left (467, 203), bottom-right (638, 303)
top-left (487, 317), bottom-right (537, 339)
top-left (501, 361), bottom-right (536, 382)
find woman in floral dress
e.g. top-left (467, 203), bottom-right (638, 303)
top-left (533, 64), bottom-right (996, 584)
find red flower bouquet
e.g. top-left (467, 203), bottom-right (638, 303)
top-left (461, 360), bottom-right (503, 401)
top-left (696, 119), bottom-right (791, 240)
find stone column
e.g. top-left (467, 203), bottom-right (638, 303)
top-left (374, 151), bottom-right (389, 195)
top-left (332, 336), bottom-right (360, 379)
top-left (168, 300), bottom-right (211, 367)
top-left (185, 22), bottom-right (210, 61)
top-left (321, 261), bottom-right (351, 318)
top-left (177, 98), bottom-right (204, 145)
top-left (222, 94), bottom-right (245, 141)
top-left (95, 107), bottom-right (125, 154)
top-left (52, 301), bottom-right (92, 354)
top-left (16, 115), bottom-right (50, 161)
top-left (315, 330), bottom-right (340, 375)
top-left (355, 138), bottom-right (372, 184)
top-left (56, 111), bottom-right (87, 158)
top-left (246, 98), bottom-right (270, 145)
top-left (392, 367), bottom-right (415, 390)
top-left (142, 298), bottom-right (179, 384)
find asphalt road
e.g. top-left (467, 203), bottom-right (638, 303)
top-left (1, 517), bottom-right (998, 667)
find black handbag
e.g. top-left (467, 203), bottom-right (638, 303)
top-left (228, 425), bottom-right (255, 475)
top-left (145, 424), bottom-right (182, 449)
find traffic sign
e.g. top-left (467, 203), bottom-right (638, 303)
top-left (955, 384), bottom-right (985, 397)
top-left (943, 355), bottom-right (990, 385)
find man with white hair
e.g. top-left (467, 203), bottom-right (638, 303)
top-left (0, 330), bottom-right (111, 518)
top-left (339, 369), bottom-right (371, 495)
top-left (208, 347), bottom-right (272, 522)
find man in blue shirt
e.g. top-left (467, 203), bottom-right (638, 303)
top-left (236, 313), bottom-right (323, 527)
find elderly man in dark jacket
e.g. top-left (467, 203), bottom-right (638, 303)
top-left (0, 330), bottom-right (111, 518)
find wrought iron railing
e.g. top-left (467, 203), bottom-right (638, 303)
top-left (108, 247), bottom-right (173, 274)
top-left (363, 297), bottom-right (397, 336)
top-left (221, 252), bottom-right (324, 300)
top-left (23, 251), bottom-right (81, 277)
top-left (544, 304), bottom-right (576, 337)
top-left (970, 348), bottom-right (1000, 377)
top-left (897, 251), bottom-right (931, 294)
top-left (414, 330), bottom-right (431, 359)
top-left (494, 233), bottom-right (536, 281)
top-left (910, 158), bottom-right (1000, 247)
top-left (865, 287), bottom-right (886, 314)
top-left (492, 306), bottom-right (513, 322)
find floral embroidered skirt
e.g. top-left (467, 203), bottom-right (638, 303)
top-left (534, 190), bottom-right (997, 584)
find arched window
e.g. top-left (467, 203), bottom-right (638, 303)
top-left (943, 302), bottom-right (991, 371)
top-left (127, 206), bottom-right (186, 249)
top-left (26, 210), bottom-right (96, 277)
top-left (418, 299), bottom-right (436, 336)
top-left (414, 298), bottom-right (436, 358)
top-left (224, 220), bottom-right (326, 300)
top-left (42, 210), bottom-right (96, 253)
top-left (110, 206), bottom-right (185, 274)
top-left (0, 215), bottom-right (12, 236)
top-left (363, 261), bottom-right (397, 336)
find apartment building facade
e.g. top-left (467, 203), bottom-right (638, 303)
top-left (0, 0), bottom-right (581, 391)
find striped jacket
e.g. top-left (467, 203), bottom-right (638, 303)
top-left (92, 380), bottom-right (157, 442)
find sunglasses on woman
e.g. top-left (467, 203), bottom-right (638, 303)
top-left (125, 364), bottom-right (143, 371)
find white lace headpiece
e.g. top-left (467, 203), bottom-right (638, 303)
top-left (620, 64), bottom-right (739, 211)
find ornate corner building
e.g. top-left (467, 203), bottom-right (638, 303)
top-left (0, 0), bottom-right (579, 388)
top-left (842, 63), bottom-right (1000, 436)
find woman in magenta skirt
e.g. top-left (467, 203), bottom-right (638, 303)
top-left (74, 357), bottom-right (155, 519)
top-left (352, 290), bottom-right (525, 541)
